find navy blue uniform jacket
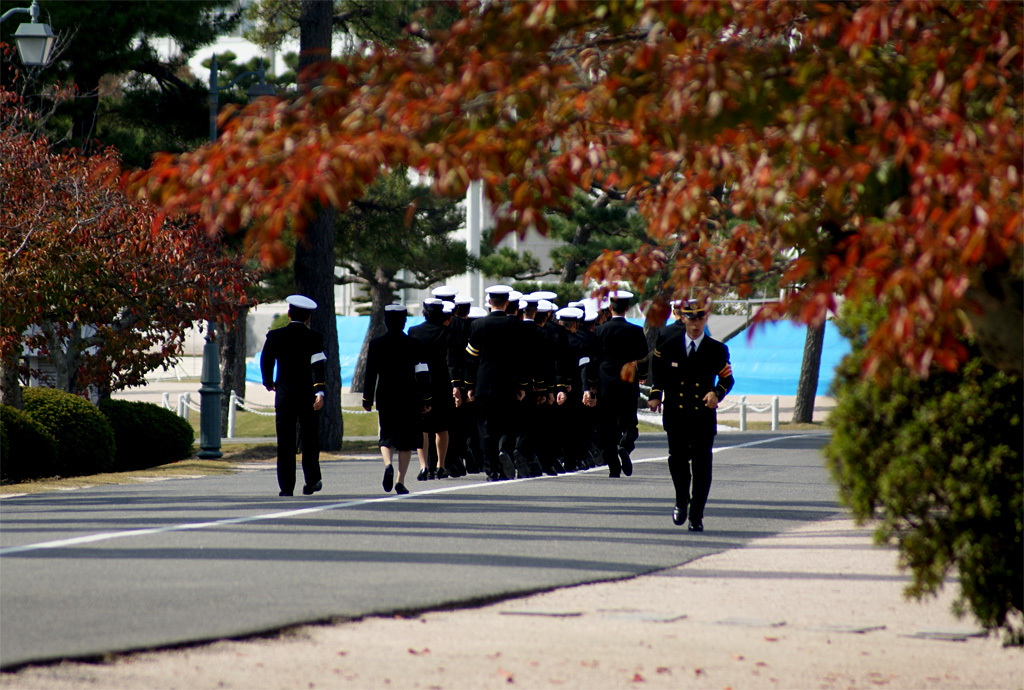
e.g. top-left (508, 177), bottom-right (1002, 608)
top-left (260, 322), bottom-right (326, 408)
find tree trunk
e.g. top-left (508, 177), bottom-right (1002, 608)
top-left (350, 269), bottom-right (394, 394)
top-left (295, 207), bottom-right (343, 451)
top-left (298, 0), bottom-right (334, 76)
top-left (40, 321), bottom-right (82, 395)
top-left (295, 0), bottom-right (342, 451)
top-left (218, 308), bottom-right (248, 436)
top-left (1, 348), bottom-right (23, 409)
top-left (559, 223), bottom-right (592, 284)
top-left (792, 322), bottom-right (825, 423)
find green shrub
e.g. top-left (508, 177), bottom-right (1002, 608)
top-left (98, 399), bottom-right (194, 470)
top-left (827, 300), bottom-right (1023, 646)
top-left (22, 387), bottom-right (116, 477)
top-left (0, 404), bottom-right (59, 482)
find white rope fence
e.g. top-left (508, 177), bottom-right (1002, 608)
top-left (639, 386), bottom-right (780, 431)
top-left (161, 390), bottom-right (373, 438)
top-left (160, 388), bottom-right (777, 438)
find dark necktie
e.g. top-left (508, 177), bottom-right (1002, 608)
top-left (688, 341), bottom-right (696, 357)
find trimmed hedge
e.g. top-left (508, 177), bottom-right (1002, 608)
top-left (22, 387), bottom-right (116, 478)
top-left (0, 404), bottom-right (58, 482)
top-left (98, 399), bottom-right (194, 470)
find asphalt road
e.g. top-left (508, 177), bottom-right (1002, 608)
top-left (0, 431), bottom-right (838, 669)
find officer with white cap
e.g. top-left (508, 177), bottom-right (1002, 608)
top-left (260, 295), bottom-right (327, 496)
top-left (588, 289), bottom-right (649, 478)
top-left (464, 285), bottom-right (525, 480)
top-left (555, 306), bottom-right (596, 471)
top-left (509, 293), bottom-right (551, 478)
top-left (447, 294), bottom-right (475, 476)
top-left (409, 296), bottom-right (458, 480)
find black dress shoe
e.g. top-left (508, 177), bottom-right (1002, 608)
top-left (383, 464), bottom-right (394, 492)
top-left (618, 449), bottom-right (633, 477)
top-left (302, 480), bottom-right (322, 495)
top-left (279, 490), bottom-right (293, 497)
top-left (672, 505), bottom-right (686, 526)
top-left (608, 470), bottom-right (621, 478)
top-left (688, 520), bottom-right (704, 532)
top-left (497, 451), bottom-right (516, 479)
top-left (436, 467), bottom-right (449, 479)
top-left (394, 482), bottom-right (409, 495)
top-left (417, 468), bottom-right (429, 481)
top-left (512, 450), bottom-right (532, 479)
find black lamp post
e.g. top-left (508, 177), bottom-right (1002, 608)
top-left (198, 53), bottom-right (275, 460)
top-left (1, 0), bottom-right (56, 67)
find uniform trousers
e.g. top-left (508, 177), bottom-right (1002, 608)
top-left (558, 394), bottom-right (585, 469)
top-left (275, 404), bottom-right (321, 494)
top-left (597, 386), bottom-right (640, 473)
top-left (666, 427), bottom-right (714, 522)
top-left (476, 395), bottom-right (517, 476)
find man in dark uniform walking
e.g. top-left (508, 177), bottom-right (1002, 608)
top-left (409, 297), bottom-right (458, 479)
top-left (647, 300), bottom-right (735, 531)
top-left (588, 290), bottom-right (649, 478)
top-left (260, 295), bottom-right (327, 497)
top-left (464, 285), bottom-right (527, 481)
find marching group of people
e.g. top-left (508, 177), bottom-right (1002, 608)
top-left (261, 286), bottom-right (735, 532)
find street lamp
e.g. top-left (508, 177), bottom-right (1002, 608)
top-left (197, 53), bottom-right (275, 460)
top-left (1, 0), bottom-right (56, 67)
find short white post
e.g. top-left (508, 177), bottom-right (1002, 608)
top-left (177, 394), bottom-right (186, 418)
top-left (183, 392), bottom-right (191, 421)
top-left (739, 395), bottom-right (747, 431)
top-left (228, 390), bottom-right (237, 439)
top-left (771, 396), bottom-right (779, 431)
top-left (162, 391), bottom-right (170, 410)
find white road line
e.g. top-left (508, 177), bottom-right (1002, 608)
top-left (0, 435), bottom-right (811, 556)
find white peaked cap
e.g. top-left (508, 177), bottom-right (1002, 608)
top-left (442, 301), bottom-right (455, 313)
top-left (454, 296), bottom-right (473, 305)
top-left (286, 295), bottom-right (317, 310)
top-left (537, 300), bottom-right (554, 312)
top-left (468, 306), bottom-right (489, 318)
top-left (384, 304), bottom-right (408, 313)
top-left (431, 285), bottom-right (458, 299)
top-left (485, 285), bottom-right (513, 295)
top-left (556, 307), bottom-right (584, 320)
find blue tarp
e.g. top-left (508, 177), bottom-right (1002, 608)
top-left (725, 320), bottom-right (850, 396)
top-left (247, 315), bottom-right (851, 396)
top-left (247, 315), bottom-right (424, 389)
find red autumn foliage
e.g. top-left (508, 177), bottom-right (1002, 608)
top-left (1, 88), bottom-right (256, 396)
top-left (128, 1), bottom-right (1022, 378)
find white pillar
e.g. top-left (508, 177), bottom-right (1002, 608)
top-left (228, 390), bottom-right (237, 439)
top-left (739, 395), bottom-right (747, 431)
top-left (771, 396), bottom-right (779, 431)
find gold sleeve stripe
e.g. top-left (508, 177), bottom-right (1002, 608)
top-left (719, 364), bottom-right (733, 377)
top-left (466, 344), bottom-right (479, 356)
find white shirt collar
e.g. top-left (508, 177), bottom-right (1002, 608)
top-left (685, 332), bottom-right (705, 352)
